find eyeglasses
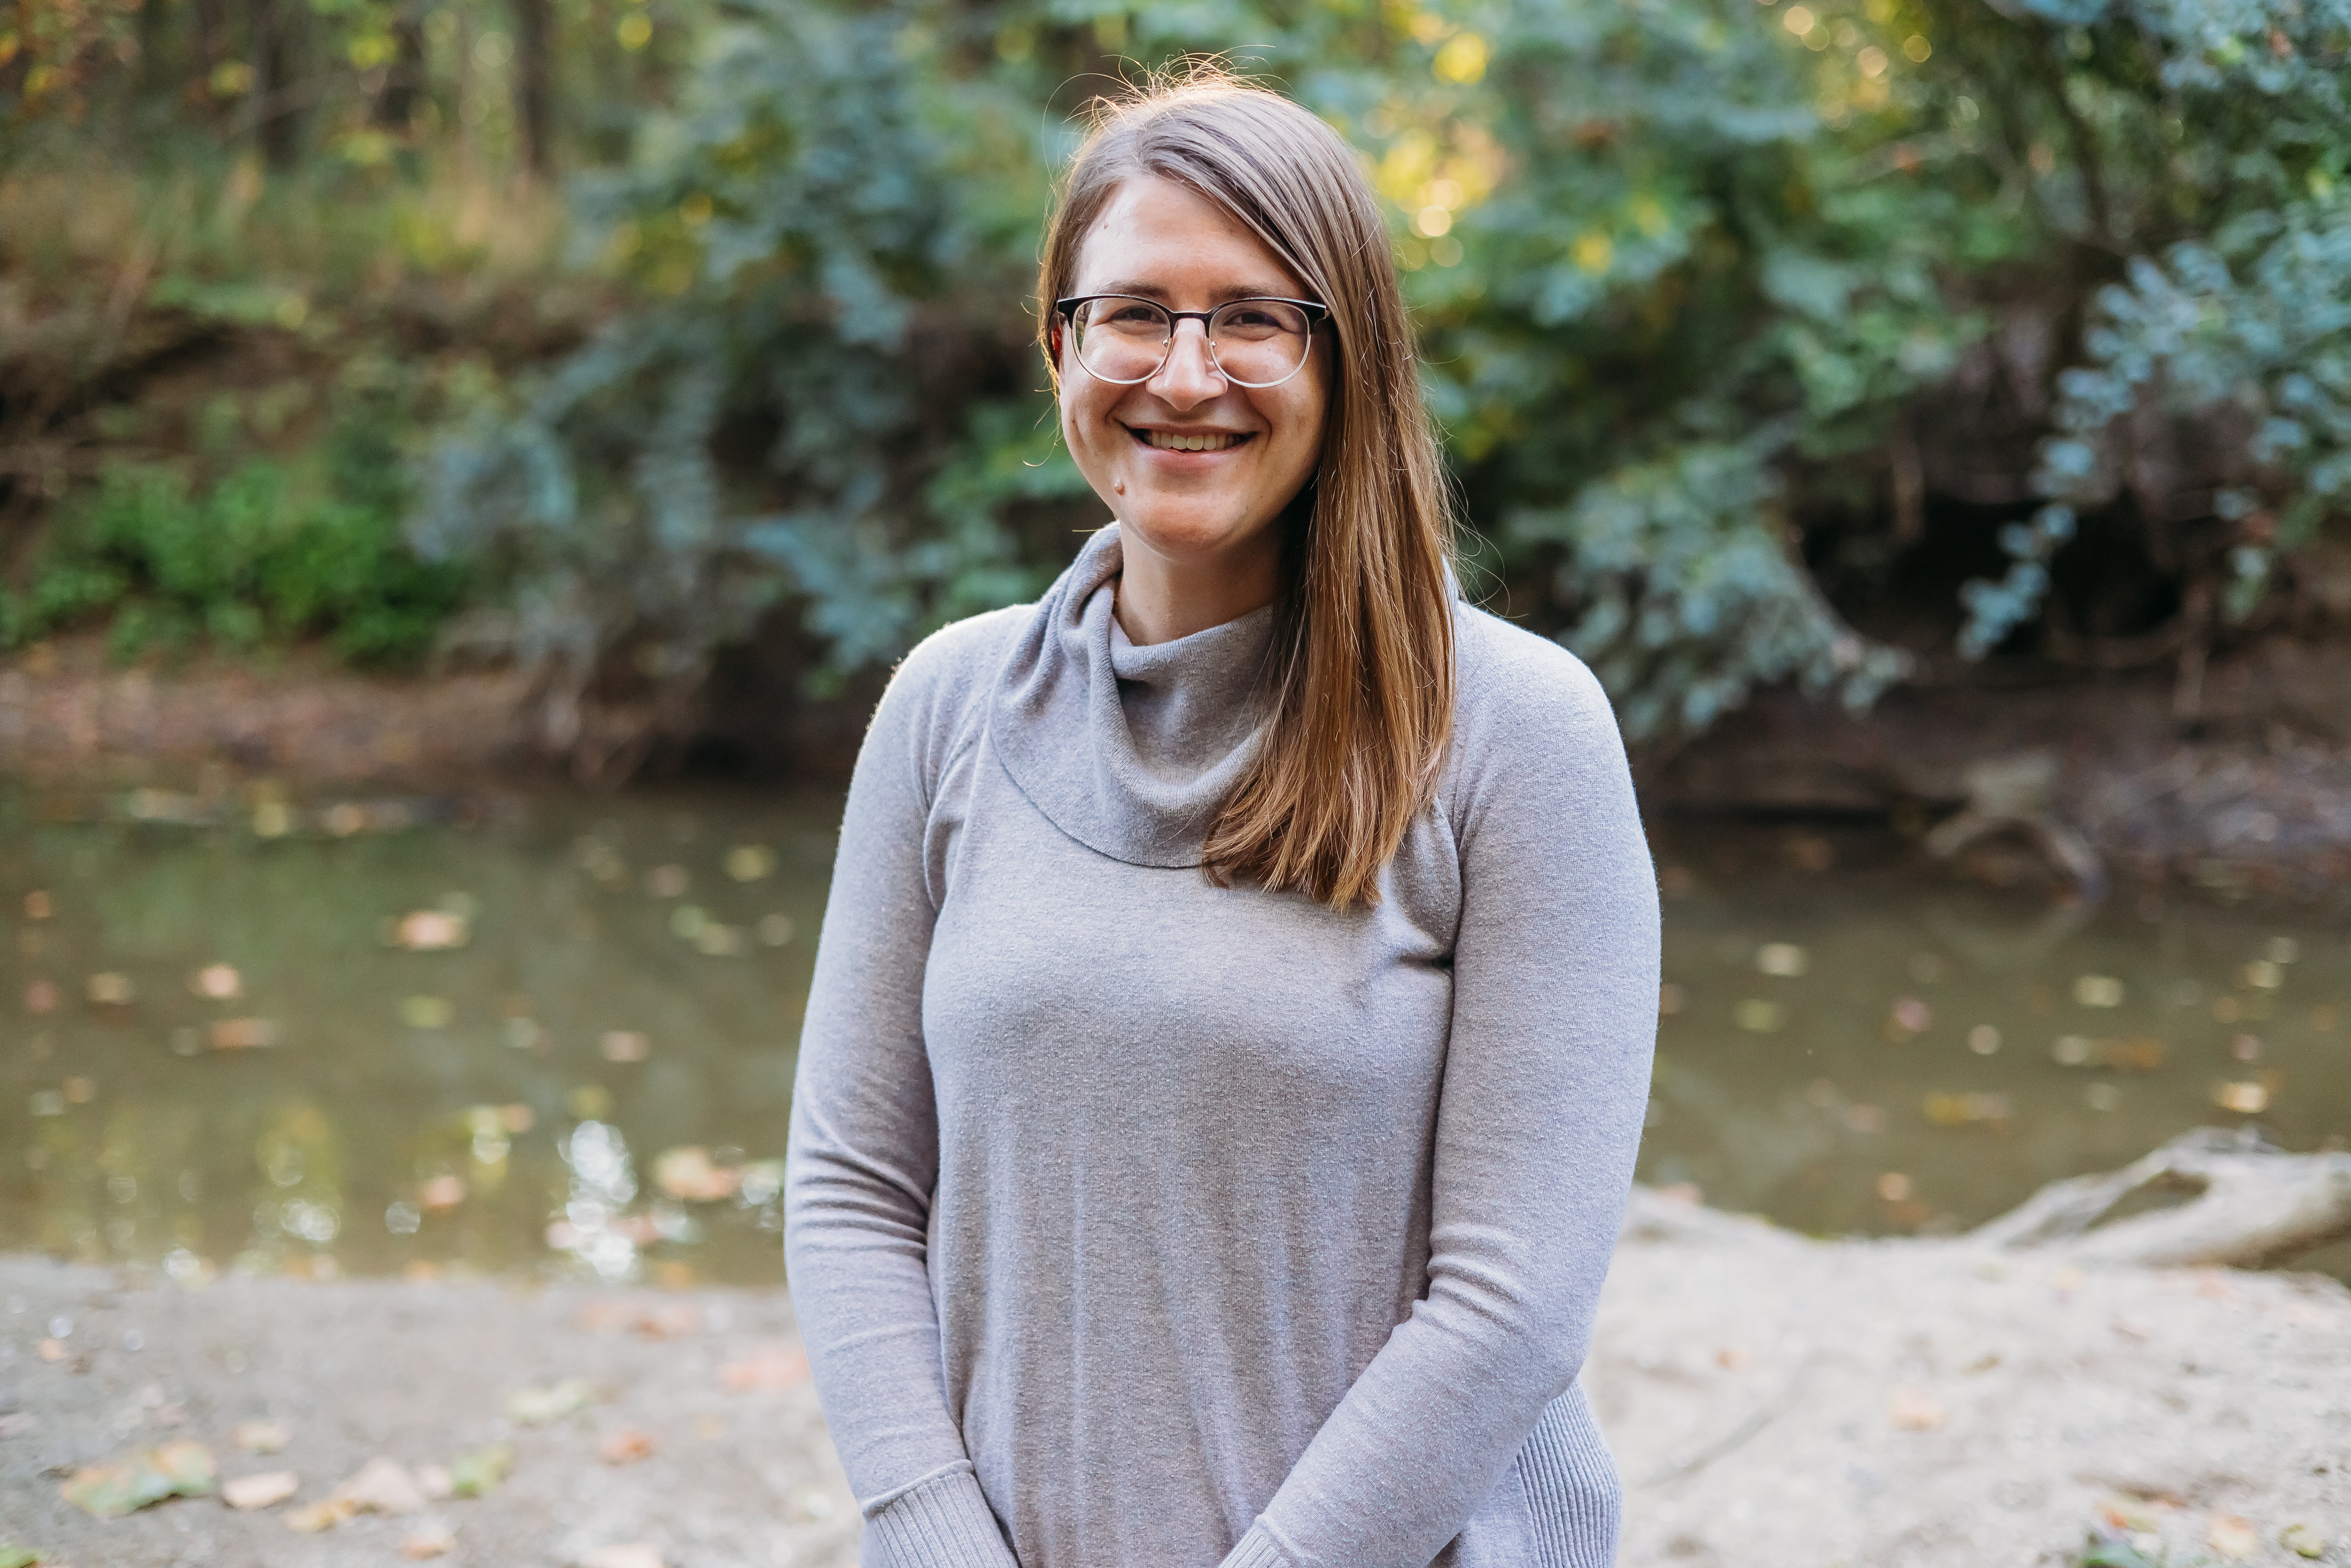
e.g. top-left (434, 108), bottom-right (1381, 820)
top-left (1055, 294), bottom-right (1330, 390)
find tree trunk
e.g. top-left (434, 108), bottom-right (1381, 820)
top-left (510, 0), bottom-right (554, 177)
top-left (377, 2), bottom-right (428, 132)
top-left (1968, 1127), bottom-right (2351, 1269)
top-left (245, 0), bottom-right (302, 169)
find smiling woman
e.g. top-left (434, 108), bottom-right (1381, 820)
top-left (786, 70), bottom-right (1659, 1568)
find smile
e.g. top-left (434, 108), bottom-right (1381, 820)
top-left (1131, 427), bottom-right (1253, 453)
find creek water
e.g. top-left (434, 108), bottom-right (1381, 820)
top-left (2, 781), bottom-right (2344, 1288)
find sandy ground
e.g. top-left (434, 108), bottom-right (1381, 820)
top-left (3, 1200), bottom-right (2348, 1568)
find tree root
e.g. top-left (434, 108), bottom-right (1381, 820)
top-left (1967, 1126), bottom-right (2351, 1269)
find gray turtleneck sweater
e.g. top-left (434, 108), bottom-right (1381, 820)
top-left (784, 526), bottom-right (1658, 1568)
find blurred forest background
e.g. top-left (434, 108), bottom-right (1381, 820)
top-left (3, 0), bottom-right (2348, 778)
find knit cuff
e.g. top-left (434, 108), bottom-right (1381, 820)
top-left (862, 1465), bottom-right (1020, 1568)
top-left (1216, 1520), bottom-right (1299, 1568)
top-left (1520, 1387), bottom-right (1625, 1568)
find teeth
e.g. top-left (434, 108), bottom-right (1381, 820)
top-left (1145, 430), bottom-right (1242, 452)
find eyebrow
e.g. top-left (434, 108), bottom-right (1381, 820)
top-left (1081, 279), bottom-right (1304, 304)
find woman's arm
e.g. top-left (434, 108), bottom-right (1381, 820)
top-left (1218, 635), bottom-right (1660, 1568)
top-left (785, 626), bottom-right (1021, 1568)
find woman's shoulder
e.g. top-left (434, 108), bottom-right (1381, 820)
top-left (866, 602), bottom-right (1034, 777)
top-left (1449, 601), bottom-right (1619, 751)
top-left (890, 601), bottom-right (1033, 703)
top-left (1437, 601), bottom-right (1637, 840)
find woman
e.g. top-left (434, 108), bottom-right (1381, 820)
top-left (784, 75), bottom-right (1658, 1568)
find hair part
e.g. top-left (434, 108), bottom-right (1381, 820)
top-left (1037, 66), bottom-right (1459, 909)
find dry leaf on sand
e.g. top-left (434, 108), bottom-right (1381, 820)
top-left (334, 1457), bottom-right (429, 1515)
top-left (283, 1498), bottom-right (356, 1533)
top-left (60, 1440), bottom-right (215, 1517)
top-left (598, 1429), bottom-right (657, 1465)
top-left (222, 1470), bottom-right (300, 1510)
top-left (400, 1524), bottom-right (457, 1560)
top-left (231, 1420), bottom-right (292, 1454)
top-left (1886, 1385), bottom-right (1947, 1431)
top-left (719, 1344), bottom-right (808, 1394)
top-left (2208, 1514), bottom-right (2260, 1561)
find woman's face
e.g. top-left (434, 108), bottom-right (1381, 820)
top-left (1058, 175), bottom-right (1330, 582)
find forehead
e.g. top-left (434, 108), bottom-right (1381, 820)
top-left (1071, 174), bottom-right (1309, 302)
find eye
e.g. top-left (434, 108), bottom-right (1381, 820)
top-left (1098, 301), bottom-right (1164, 328)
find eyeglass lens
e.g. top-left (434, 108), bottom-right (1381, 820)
top-left (1068, 298), bottom-right (1315, 388)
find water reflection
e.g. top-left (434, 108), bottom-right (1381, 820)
top-left (2, 781), bottom-right (831, 1284)
top-left (1645, 825), bottom-right (2348, 1267)
top-left (2, 789), bottom-right (2345, 1285)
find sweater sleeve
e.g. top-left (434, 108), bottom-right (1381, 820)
top-left (784, 625), bottom-right (1021, 1568)
top-left (1217, 635), bottom-right (1659, 1568)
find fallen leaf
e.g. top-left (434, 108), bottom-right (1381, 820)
top-left (2208, 1513), bottom-right (2259, 1561)
top-left (636, 1302), bottom-right (701, 1338)
top-left (223, 1470), bottom-right (300, 1510)
top-left (0, 1546), bottom-right (37, 1568)
top-left (60, 1440), bottom-right (215, 1517)
top-left (506, 1379), bottom-right (597, 1425)
top-left (333, 1457), bottom-right (428, 1515)
top-left (654, 1146), bottom-right (740, 1202)
top-left (415, 1464), bottom-right (453, 1501)
top-left (448, 1444), bottom-right (514, 1498)
top-left (599, 1429), bottom-right (657, 1465)
top-left (2280, 1523), bottom-right (2327, 1559)
top-left (1886, 1385), bottom-right (1945, 1431)
top-left (581, 1544), bottom-right (666, 1568)
top-left (2098, 1496), bottom-right (2161, 1533)
top-left (1922, 1091), bottom-right (2014, 1126)
top-left (418, 1174), bottom-right (467, 1211)
top-left (393, 911), bottom-right (470, 951)
top-left (2212, 1081), bottom-right (2269, 1114)
top-left (191, 965), bottom-right (242, 999)
top-left (208, 1018), bottom-right (279, 1050)
top-left (720, 1344), bottom-right (809, 1394)
top-left (283, 1497), bottom-right (355, 1533)
top-left (400, 1525), bottom-right (457, 1560)
top-left (2073, 975), bottom-right (2125, 1007)
top-left (232, 1420), bottom-right (292, 1454)
top-left (1888, 996), bottom-right (1932, 1034)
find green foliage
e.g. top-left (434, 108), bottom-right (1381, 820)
top-left (7, 416), bottom-right (467, 667)
top-left (406, 0), bottom-right (2349, 747)
top-left (415, 0), bottom-right (1087, 727)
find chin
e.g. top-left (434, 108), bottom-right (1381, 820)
top-left (1120, 503), bottom-right (1270, 564)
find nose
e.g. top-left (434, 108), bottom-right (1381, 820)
top-left (1147, 318), bottom-right (1225, 408)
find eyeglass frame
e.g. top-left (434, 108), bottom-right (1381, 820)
top-left (1052, 293), bottom-right (1333, 389)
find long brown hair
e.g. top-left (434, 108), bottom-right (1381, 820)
top-left (1037, 70), bottom-right (1458, 908)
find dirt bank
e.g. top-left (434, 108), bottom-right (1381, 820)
top-left (4, 1198), bottom-right (2346, 1568)
top-left (7, 632), bottom-right (2349, 902)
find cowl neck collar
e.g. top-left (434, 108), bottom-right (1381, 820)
top-left (987, 524), bottom-right (1275, 869)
